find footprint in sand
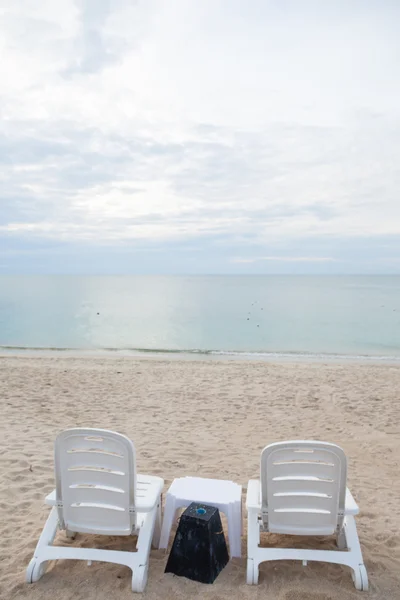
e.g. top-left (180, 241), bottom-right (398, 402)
top-left (385, 535), bottom-right (399, 548)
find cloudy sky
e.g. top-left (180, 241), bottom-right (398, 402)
top-left (1, 0), bottom-right (399, 274)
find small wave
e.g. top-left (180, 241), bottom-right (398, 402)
top-left (1, 345), bottom-right (400, 362)
top-left (0, 345), bottom-right (73, 351)
top-left (103, 347), bottom-right (214, 355)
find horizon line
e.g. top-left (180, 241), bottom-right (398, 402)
top-left (1, 273), bottom-right (400, 277)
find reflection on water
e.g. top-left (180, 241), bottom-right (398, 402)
top-left (0, 275), bottom-right (400, 357)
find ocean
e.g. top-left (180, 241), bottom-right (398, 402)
top-left (0, 275), bottom-right (399, 360)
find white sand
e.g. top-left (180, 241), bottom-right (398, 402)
top-left (1, 355), bottom-right (400, 599)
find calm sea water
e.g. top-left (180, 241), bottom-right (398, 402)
top-left (0, 275), bottom-right (400, 359)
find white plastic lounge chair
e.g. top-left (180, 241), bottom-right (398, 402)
top-left (26, 428), bottom-right (164, 592)
top-left (246, 441), bottom-right (368, 591)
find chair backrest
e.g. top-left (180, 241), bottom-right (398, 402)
top-left (260, 440), bottom-right (347, 536)
top-left (55, 428), bottom-right (137, 536)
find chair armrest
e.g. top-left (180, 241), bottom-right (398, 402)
top-left (135, 474), bottom-right (164, 513)
top-left (345, 487), bottom-right (359, 516)
top-left (246, 479), bottom-right (261, 511)
top-left (45, 489), bottom-right (57, 506)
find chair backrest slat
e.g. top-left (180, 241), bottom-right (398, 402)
top-left (55, 428), bottom-right (136, 535)
top-left (261, 441), bottom-right (347, 535)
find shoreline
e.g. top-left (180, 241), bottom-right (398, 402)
top-left (1, 347), bottom-right (400, 365)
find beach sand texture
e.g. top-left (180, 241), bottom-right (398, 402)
top-left (1, 356), bottom-right (400, 600)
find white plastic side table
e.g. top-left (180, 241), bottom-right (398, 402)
top-left (159, 477), bottom-right (242, 558)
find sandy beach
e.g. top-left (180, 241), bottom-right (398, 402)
top-left (1, 355), bottom-right (399, 600)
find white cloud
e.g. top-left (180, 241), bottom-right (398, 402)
top-left (0, 0), bottom-right (400, 271)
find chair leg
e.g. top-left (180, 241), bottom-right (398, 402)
top-left (226, 503), bottom-right (241, 558)
top-left (131, 565), bottom-right (148, 593)
top-left (246, 558), bottom-right (255, 584)
top-left (234, 499), bottom-right (243, 556)
top-left (26, 507), bottom-right (59, 583)
top-left (240, 499), bottom-right (244, 536)
top-left (132, 506), bottom-right (158, 592)
top-left (343, 515), bottom-right (368, 591)
top-left (246, 508), bottom-right (260, 585)
top-left (66, 529), bottom-right (76, 539)
top-left (253, 561), bottom-right (259, 584)
top-left (158, 494), bottom-right (177, 550)
top-left (336, 526), bottom-right (346, 550)
top-left (152, 500), bottom-right (162, 549)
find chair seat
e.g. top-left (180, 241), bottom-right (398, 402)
top-left (46, 474), bottom-right (164, 513)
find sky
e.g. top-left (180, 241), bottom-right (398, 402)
top-left (0, 0), bottom-right (400, 274)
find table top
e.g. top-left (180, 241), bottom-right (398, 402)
top-left (168, 476), bottom-right (242, 503)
